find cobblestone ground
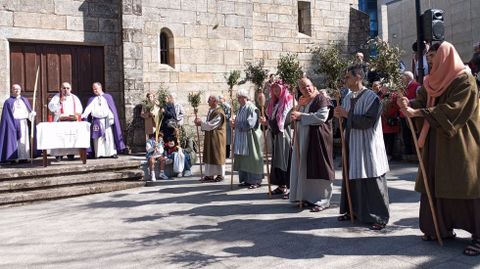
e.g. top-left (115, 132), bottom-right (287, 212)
top-left (0, 159), bottom-right (479, 269)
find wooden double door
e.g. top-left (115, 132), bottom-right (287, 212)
top-left (10, 43), bottom-right (105, 121)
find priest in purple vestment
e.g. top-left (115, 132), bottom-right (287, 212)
top-left (81, 82), bottom-right (126, 158)
top-left (0, 84), bottom-right (37, 163)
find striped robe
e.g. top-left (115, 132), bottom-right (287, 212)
top-left (340, 88), bottom-right (390, 225)
top-left (342, 89), bottom-right (389, 179)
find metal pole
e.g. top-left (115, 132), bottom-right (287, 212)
top-left (415, 0), bottom-right (425, 83)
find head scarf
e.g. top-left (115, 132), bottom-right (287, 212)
top-left (418, 41), bottom-right (466, 148)
top-left (266, 80), bottom-right (293, 132)
top-left (298, 77), bottom-right (319, 106)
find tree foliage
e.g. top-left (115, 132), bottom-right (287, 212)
top-left (244, 59), bottom-right (269, 91)
top-left (226, 70), bottom-right (241, 90)
top-left (367, 37), bottom-right (405, 93)
top-left (311, 42), bottom-right (350, 90)
top-left (277, 53), bottom-right (302, 92)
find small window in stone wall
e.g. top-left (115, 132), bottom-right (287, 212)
top-left (298, 1), bottom-right (312, 36)
top-left (160, 28), bottom-right (175, 67)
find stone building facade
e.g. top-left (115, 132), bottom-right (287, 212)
top-left (0, 0), bottom-right (369, 150)
top-left (379, 0), bottom-right (480, 67)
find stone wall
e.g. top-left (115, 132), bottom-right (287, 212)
top-left (385, 0), bottom-right (480, 67)
top-left (0, 0), bottom-right (123, 120)
top-left (139, 0), bottom-right (362, 123)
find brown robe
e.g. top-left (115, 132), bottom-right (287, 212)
top-left (411, 73), bottom-right (480, 199)
top-left (306, 94), bottom-right (335, 180)
top-left (203, 107), bottom-right (226, 165)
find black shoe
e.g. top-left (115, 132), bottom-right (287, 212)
top-left (67, 155), bottom-right (75, 161)
top-left (55, 156), bottom-right (63, 162)
top-left (111, 154), bottom-right (118, 159)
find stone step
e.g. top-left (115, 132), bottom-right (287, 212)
top-left (0, 159), bottom-right (142, 181)
top-left (0, 170), bottom-right (144, 192)
top-left (0, 180), bottom-right (145, 206)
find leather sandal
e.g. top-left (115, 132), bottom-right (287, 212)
top-left (464, 239), bottom-right (480, 256)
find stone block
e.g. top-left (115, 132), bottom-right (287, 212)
top-left (170, 72), bottom-right (179, 83)
top-left (66, 16), bottom-right (99, 31)
top-left (190, 38), bottom-right (209, 49)
top-left (225, 14), bottom-right (252, 28)
top-left (179, 49), bottom-right (206, 64)
top-left (207, 38), bottom-right (226, 50)
top-left (13, 12), bottom-right (41, 28)
top-left (122, 14), bottom-right (144, 29)
top-left (218, 1), bottom-right (235, 14)
top-left (163, 10), bottom-right (196, 24)
top-left (89, 2), bottom-right (120, 19)
top-left (181, 0), bottom-right (197, 11)
top-left (178, 72), bottom-right (213, 83)
top-left (179, 64), bottom-right (197, 72)
top-left (253, 40), bottom-right (282, 51)
top-left (234, 2), bottom-right (253, 16)
top-left (123, 28), bottom-right (143, 43)
top-left (205, 50), bottom-right (224, 64)
top-left (54, 0), bottom-right (85, 16)
top-left (13, 0), bottom-right (55, 13)
top-left (226, 40), bottom-right (245, 51)
top-left (100, 18), bottom-right (120, 33)
top-left (0, 11), bottom-right (13, 26)
top-left (184, 24), bottom-right (208, 38)
top-left (197, 64), bottom-right (226, 73)
top-left (40, 14), bottom-right (67, 30)
top-left (223, 51), bottom-right (240, 65)
top-left (123, 42), bottom-right (143, 59)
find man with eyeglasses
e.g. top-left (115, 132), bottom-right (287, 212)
top-left (48, 82), bottom-right (83, 161)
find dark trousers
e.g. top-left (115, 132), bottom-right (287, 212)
top-left (400, 118), bottom-right (415, 155)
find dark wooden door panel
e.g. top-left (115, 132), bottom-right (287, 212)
top-left (9, 43), bottom-right (105, 122)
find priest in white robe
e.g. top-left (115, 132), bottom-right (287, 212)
top-left (48, 82), bottom-right (83, 161)
top-left (82, 82), bottom-right (125, 158)
top-left (0, 84), bottom-right (36, 163)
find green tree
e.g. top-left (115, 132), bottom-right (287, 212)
top-left (367, 37), bottom-right (405, 93)
top-left (277, 53), bottom-right (302, 92)
top-left (311, 42), bottom-right (350, 91)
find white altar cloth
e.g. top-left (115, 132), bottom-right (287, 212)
top-left (36, 122), bottom-right (91, 150)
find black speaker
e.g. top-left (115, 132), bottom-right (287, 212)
top-left (422, 9), bottom-right (445, 42)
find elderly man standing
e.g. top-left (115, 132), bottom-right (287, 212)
top-left (82, 82), bottom-right (125, 158)
top-left (48, 82), bottom-right (83, 161)
top-left (232, 89), bottom-right (264, 189)
top-left (194, 95), bottom-right (227, 182)
top-left (0, 84), bottom-right (36, 163)
top-left (334, 64), bottom-right (390, 230)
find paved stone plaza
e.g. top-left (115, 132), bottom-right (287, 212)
top-left (0, 160), bottom-right (479, 269)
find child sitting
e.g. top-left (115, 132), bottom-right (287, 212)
top-left (146, 133), bottom-right (169, 180)
top-left (163, 136), bottom-right (187, 178)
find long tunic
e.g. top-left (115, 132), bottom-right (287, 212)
top-left (82, 95), bottom-right (117, 157)
top-left (0, 96), bottom-right (35, 162)
top-left (340, 89), bottom-right (390, 225)
top-left (48, 93), bottom-right (83, 156)
top-left (410, 73), bottom-right (480, 238)
top-left (289, 95), bottom-right (333, 206)
top-left (201, 107), bottom-right (226, 177)
top-left (268, 104), bottom-right (292, 187)
top-left (233, 101), bottom-right (263, 185)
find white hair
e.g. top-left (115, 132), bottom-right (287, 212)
top-left (403, 71), bottom-right (414, 81)
top-left (236, 89), bottom-right (249, 99)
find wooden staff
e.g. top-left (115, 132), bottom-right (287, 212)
top-left (30, 67), bottom-right (40, 163)
top-left (229, 90), bottom-right (235, 190)
top-left (336, 94), bottom-right (354, 223)
top-left (257, 92), bottom-right (272, 198)
top-left (399, 94), bottom-right (443, 246)
top-left (193, 108), bottom-right (203, 177)
top-left (290, 86), bottom-right (303, 209)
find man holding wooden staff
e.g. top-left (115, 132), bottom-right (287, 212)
top-left (289, 77), bottom-right (335, 211)
top-left (334, 64), bottom-right (390, 230)
top-left (398, 41), bottom-right (480, 256)
top-left (194, 95), bottom-right (227, 182)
